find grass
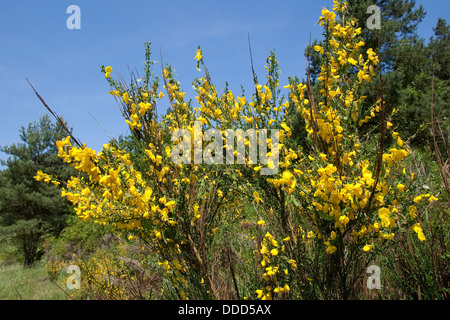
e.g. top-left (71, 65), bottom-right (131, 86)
top-left (0, 261), bottom-right (69, 300)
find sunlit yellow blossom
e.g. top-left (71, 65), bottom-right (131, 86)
top-left (105, 66), bottom-right (112, 78)
top-left (314, 45), bottom-right (324, 55)
top-left (260, 245), bottom-right (269, 255)
top-left (253, 191), bottom-right (263, 204)
top-left (412, 223), bottom-right (426, 241)
top-left (194, 48), bottom-right (202, 61)
top-left (326, 245), bottom-right (337, 254)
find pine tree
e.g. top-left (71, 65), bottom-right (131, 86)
top-left (0, 115), bottom-right (75, 267)
top-left (300, 0), bottom-right (448, 149)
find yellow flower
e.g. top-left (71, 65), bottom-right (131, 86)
top-left (194, 48), bottom-right (202, 61)
top-left (56, 136), bottom-right (71, 149)
top-left (412, 223), bottom-right (426, 241)
top-left (418, 232), bottom-right (426, 241)
top-left (330, 231), bottom-right (337, 240)
top-left (397, 183), bottom-right (405, 193)
top-left (105, 66), bottom-right (112, 78)
top-left (214, 108), bottom-right (222, 117)
top-left (288, 259), bottom-right (297, 270)
top-left (257, 220), bottom-right (266, 226)
top-left (408, 205), bottom-right (417, 219)
top-left (378, 207), bottom-right (393, 228)
top-left (165, 146), bottom-right (171, 158)
top-left (314, 45), bottom-right (324, 55)
top-left (270, 249), bottom-right (279, 256)
top-left (256, 290), bottom-right (264, 299)
top-left (326, 245), bottom-right (337, 254)
top-left (260, 245), bottom-right (269, 255)
top-left (181, 177), bottom-right (190, 184)
top-left (274, 284), bottom-right (290, 293)
top-left (165, 200), bottom-right (176, 212)
top-left (159, 196), bottom-right (167, 204)
top-left (348, 58), bottom-right (358, 65)
top-left (253, 191), bottom-right (263, 204)
top-left (34, 170), bottom-right (52, 183)
top-left (339, 215), bottom-right (349, 226)
top-left (363, 244), bottom-right (373, 252)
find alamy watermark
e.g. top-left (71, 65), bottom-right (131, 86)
top-left (366, 5), bottom-right (381, 30)
top-left (66, 5), bottom-right (81, 30)
top-left (66, 264), bottom-right (81, 289)
top-left (171, 121), bottom-right (280, 175)
top-left (366, 265), bottom-right (381, 290)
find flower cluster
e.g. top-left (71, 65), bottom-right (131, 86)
top-left (35, 1), bottom-right (438, 300)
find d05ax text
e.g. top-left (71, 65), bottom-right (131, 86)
top-left (223, 304), bottom-right (271, 315)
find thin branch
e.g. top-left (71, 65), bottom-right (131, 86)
top-left (248, 33), bottom-right (258, 85)
top-left (12, 279), bottom-right (23, 300)
top-left (305, 35), bottom-right (320, 151)
top-left (226, 246), bottom-right (241, 300)
top-left (26, 78), bottom-right (82, 147)
top-left (365, 35), bottom-right (386, 212)
top-left (159, 47), bottom-right (181, 128)
top-left (430, 64), bottom-right (450, 197)
top-left (52, 280), bottom-right (75, 300)
top-left (87, 111), bottom-right (120, 149)
top-left (248, 33), bottom-right (262, 107)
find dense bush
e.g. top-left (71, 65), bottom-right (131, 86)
top-left (37, 0), bottom-right (447, 300)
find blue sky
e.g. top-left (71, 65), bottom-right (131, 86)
top-left (0, 0), bottom-right (448, 164)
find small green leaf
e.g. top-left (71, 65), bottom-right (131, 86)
top-left (317, 210), bottom-right (334, 221)
top-left (142, 218), bottom-right (152, 231)
top-left (289, 195), bottom-right (300, 207)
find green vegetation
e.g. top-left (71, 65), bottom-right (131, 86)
top-left (0, 243), bottom-right (67, 300)
top-left (0, 115), bottom-right (75, 268)
top-left (0, 0), bottom-right (448, 300)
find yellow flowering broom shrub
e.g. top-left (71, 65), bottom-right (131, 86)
top-left (36, 0), bottom-right (439, 300)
